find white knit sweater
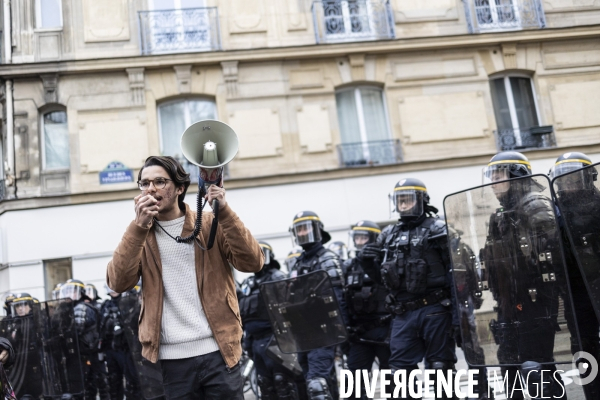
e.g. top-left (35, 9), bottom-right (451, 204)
top-left (154, 216), bottom-right (219, 360)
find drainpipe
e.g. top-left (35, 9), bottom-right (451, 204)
top-left (3, 0), bottom-right (11, 64)
top-left (5, 79), bottom-right (13, 187)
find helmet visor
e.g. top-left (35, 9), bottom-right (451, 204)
top-left (393, 189), bottom-right (423, 218)
top-left (555, 169), bottom-right (588, 193)
top-left (551, 162), bottom-right (587, 179)
top-left (84, 286), bottom-right (97, 300)
top-left (260, 246), bottom-right (272, 265)
top-left (59, 284), bottom-right (82, 302)
top-left (349, 230), bottom-right (375, 250)
top-left (11, 299), bottom-right (32, 317)
top-left (291, 220), bottom-right (322, 246)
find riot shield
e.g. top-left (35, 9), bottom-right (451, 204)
top-left (259, 270), bottom-right (348, 353)
top-left (552, 161), bottom-right (600, 322)
top-left (265, 336), bottom-right (304, 377)
top-left (0, 299), bottom-right (85, 399)
top-left (444, 174), bottom-right (577, 367)
top-left (118, 291), bottom-right (165, 399)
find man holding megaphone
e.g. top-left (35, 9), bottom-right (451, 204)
top-left (107, 120), bottom-right (264, 399)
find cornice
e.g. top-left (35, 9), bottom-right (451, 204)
top-left (1, 142), bottom-right (599, 215)
top-left (1, 25), bottom-right (600, 78)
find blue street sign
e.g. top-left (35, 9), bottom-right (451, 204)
top-left (99, 161), bottom-right (134, 185)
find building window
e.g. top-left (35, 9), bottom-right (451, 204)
top-left (157, 98), bottom-right (216, 179)
top-left (335, 86), bottom-right (399, 166)
top-left (35, 0), bottom-right (63, 29)
top-left (44, 258), bottom-right (72, 301)
top-left (140, 0), bottom-right (220, 55)
top-left (465, 0), bottom-right (545, 33)
top-left (41, 110), bottom-right (70, 170)
top-left (490, 75), bottom-right (554, 150)
top-left (312, 0), bottom-right (395, 43)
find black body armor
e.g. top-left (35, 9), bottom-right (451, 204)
top-left (74, 302), bottom-right (100, 354)
top-left (375, 217), bottom-right (450, 302)
top-left (239, 268), bottom-right (287, 325)
top-left (344, 258), bottom-right (388, 318)
top-left (295, 245), bottom-right (343, 287)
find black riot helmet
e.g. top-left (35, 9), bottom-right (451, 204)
top-left (284, 246), bottom-right (303, 274)
top-left (326, 241), bottom-right (348, 261)
top-left (84, 283), bottom-right (99, 301)
top-left (59, 279), bottom-right (87, 302)
top-left (483, 151), bottom-right (532, 184)
top-left (550, 152), bottom-right (597, 193)
top-left (3, 293), bottom-right (16, 317)
top-left (349, 220), bottom-right (381, 251)
top-left (10, 293), bottom-right (34, 317)
top-left (258, 241), bottom-right (281, 269)
top-left (390, 178), bottom-right (429, 218)
top-left (290, 211), bottom-right (331, 247)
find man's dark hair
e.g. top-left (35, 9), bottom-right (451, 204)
top-left (138, 156), bottom-right (191, 211)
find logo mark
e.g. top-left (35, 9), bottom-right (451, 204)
top-left (572, 351), bottom-right (598, 386)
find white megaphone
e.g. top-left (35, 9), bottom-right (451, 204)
top-left (181, 119), bottom-right (239, 189)
top-left (177, 120), bottom-right (239, 248)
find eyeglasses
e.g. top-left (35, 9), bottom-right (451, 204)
top-left (137, 178), bottom-right (173, 191)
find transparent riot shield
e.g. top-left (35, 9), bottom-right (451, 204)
top-left (444, 174), bottom-right (578, 367)
top-left (265, 336), bottom-right (304, 377)
top-left (259, 270), bottom-right (348, 353)
top-left (118, 291), bottom-right (165, 400)
top-left (0, 313), bottom-right (44, 398)
top-left (552, 161), bottom-right (600, 322)
top-left (36, 299), bottom-right (85, 398)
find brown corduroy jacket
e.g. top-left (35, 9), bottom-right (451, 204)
top-left (106, 203), bottom-right (263, 366)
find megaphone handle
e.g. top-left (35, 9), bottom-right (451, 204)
top-left (206, 199), bottom-right (219, 250)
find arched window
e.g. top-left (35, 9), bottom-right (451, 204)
top-left (157, 97), bottom-right (217, 178)
top-left (41, 109), bottom-right (70, 170)
top-left (335, 86), bottom-right (397, 166)
top-left (489, 74), bottom-right (551, 150)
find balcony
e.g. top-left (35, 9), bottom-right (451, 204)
top-left (312, 0), bottom-right (395, 44)
top-left (494, 126), bottom-right (556, 151)
top-left (138, 8), bottom-right (221, 55)
top-left (337, 139), bottom-right (402, 167)
top-left (463, 0), bottom-right (546, 33)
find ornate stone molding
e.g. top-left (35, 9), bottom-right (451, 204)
top-left (126, 67), bottom-right (145, 106)
top-left (502, 43), bottom-right (517, 69)
top-left (173, 65), bottom-right (192, 94)
top-left (221, 61), bottom-right (239, 98)
top-left (41, 74), bottom-right (59, 104)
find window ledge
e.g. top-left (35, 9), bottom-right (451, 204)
top-left (34, 27), bottom-right (63, 33)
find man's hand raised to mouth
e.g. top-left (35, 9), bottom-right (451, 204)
top-left (134, 194), bottom-right (159, 229)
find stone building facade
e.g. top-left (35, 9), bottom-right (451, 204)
top-left (1, 0), bottom-right (599, 302)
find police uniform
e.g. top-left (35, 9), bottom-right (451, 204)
top-left (482, 152), bottom-right (565, 399)
top-left (239, 241), bottom-right (301, 400)
top-left (291, 211), bottom-right (347, 400)
top-left (357, 179), bottom-right (456, 399)
top-left (344, 221), bottom-right (391, 400)
top-left (550, 152), bottom-right (600, 400)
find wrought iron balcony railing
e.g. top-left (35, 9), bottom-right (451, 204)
top-left (463, 0), bottom-right (545, 33)
top-left (312, 0), bottom-right (395, 44)
top-left (494, 126), bottom-right (556, 152)
top-left (138, 7), bottom-right (221, 55)
top-left (337, 139), bottom-right (402, 167)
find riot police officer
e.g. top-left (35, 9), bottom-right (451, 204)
top-left (550, 151), bottom-right (600, 399)
top-left (291, 211), bottom-right (347, 400)
top-left (482, 152), bottom-right (565, 399)
top-left (286, 246), bottom-right (303, 277)
top-left (100, 284), bottom-right (141, 399)
top-left (344, 220), bottom-right (391, 400)
top-left (239, 241), bottom-right (300, 399)
top-left (357, 179), bottom-right (456, 399)
top-left (3, 293), bottom-right (15, 317)
top-left (60, 279), bottom-right (109, 400)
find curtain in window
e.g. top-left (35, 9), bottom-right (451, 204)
top-left (489, 78), bottom-right (513, 130)
top-left (360, 87), bottom-right (388, 141)
top-left (335, 90), bottom-right (361, 144)
top-left (37, 0), bottom-right (62, 28)
top-left (510, 77), bottom-right (538, 129)
top-left (43, 111), bottom-right (70, 170)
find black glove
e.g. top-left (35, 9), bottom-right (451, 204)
top-left (450, 325), bottom-right (462, 348)
top-left (358, 243), bottom-right (382, 260)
